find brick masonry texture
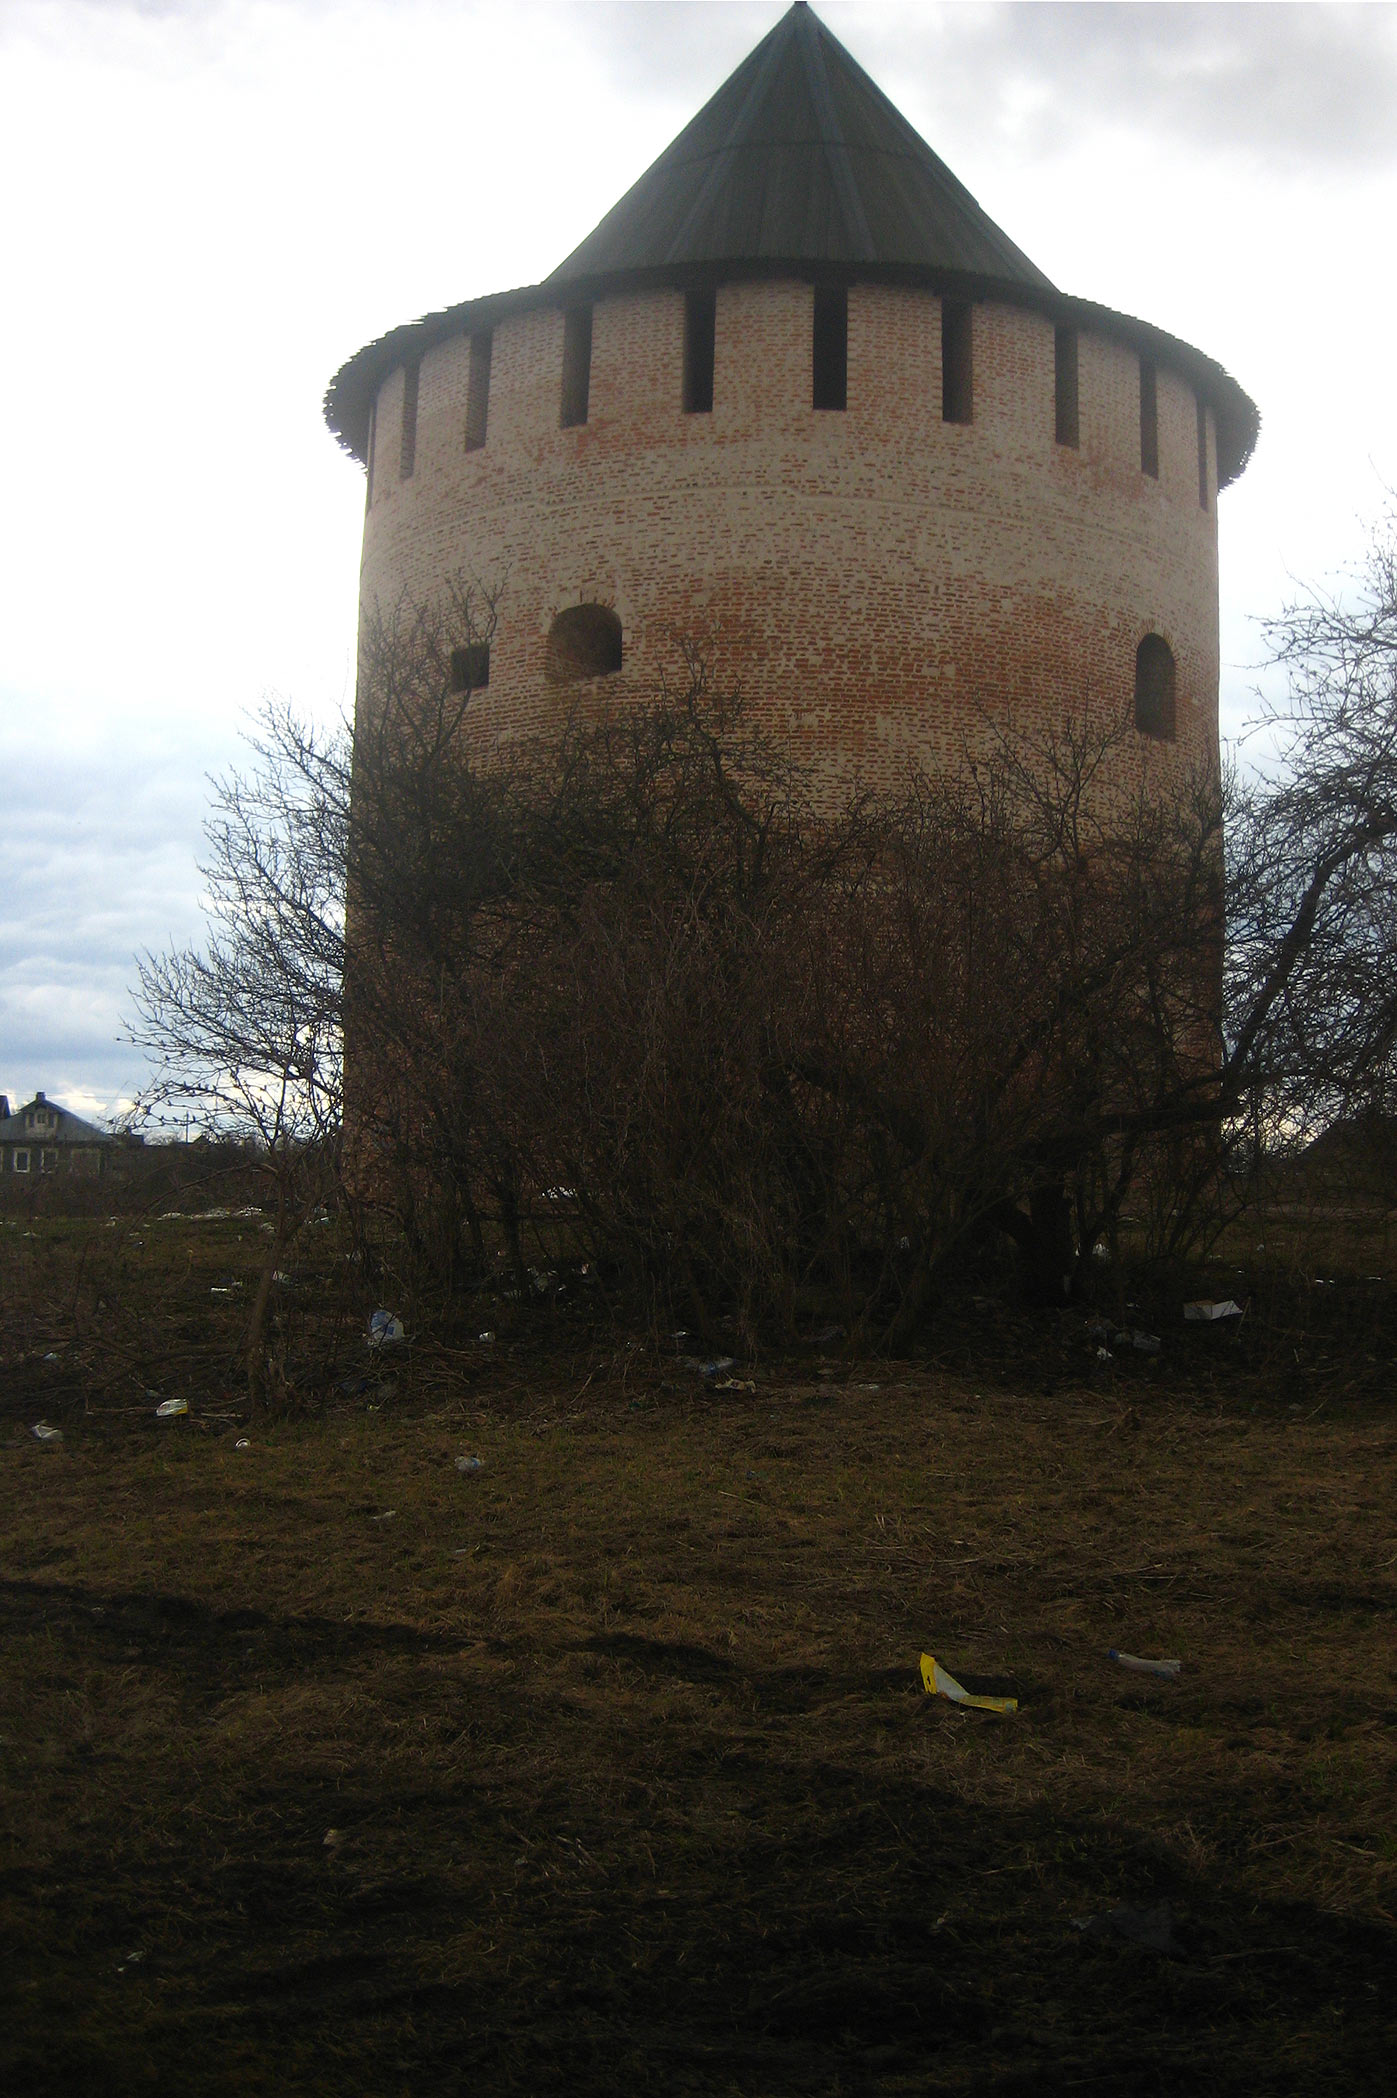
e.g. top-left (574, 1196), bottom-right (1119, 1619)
top-left (357, 281), bottom-right (1221, 796)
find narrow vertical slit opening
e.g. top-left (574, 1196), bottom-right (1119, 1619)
top-left (365, 397), bottom-right (377, 508)
top-left (1139, 358), bottom-right (1159, 478)
top-left (465, 330), bottom-right (493, 452)
top-left (399, 359), bottom-right (420, 480)
top-left (812, 284), bottom-right (847, 411)
top-left (683, 289), bottom-right (716, 414)
top-left (560, 307), bottom-right (593, 428)
top-left (941, 300), bottom-right (972, 424)
top-left (1054, 326), bottom-right (1079, 448)
top-left (1196, 394), bottom-right (1209, 509)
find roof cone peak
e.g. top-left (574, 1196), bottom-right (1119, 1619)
top-left (324, 0), bottom-right (1258, 488)
top-left (548, 1), bottom-right (1053, 289)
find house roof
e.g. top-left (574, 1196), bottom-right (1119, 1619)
top-left (0, 1094), bottom-right (111, 1145)
top-left (547, 1), bottom-right (1054, 287)
top-left (324, 2), bottom-right (1259, 485)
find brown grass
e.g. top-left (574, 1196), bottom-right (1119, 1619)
top-left (1, 1218), bottom-right (1395, 2094)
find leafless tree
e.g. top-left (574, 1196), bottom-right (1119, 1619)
top-left (1224, 509), bottom-right (1397, 1144)
top-left (131, 514), bottom-right (1397, 1373)
top-left (129, 705), bottom-right (349, 1404)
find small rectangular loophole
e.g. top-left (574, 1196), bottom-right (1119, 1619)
top-left (941, 300), bottom-right (972, 424)
top-left (1196, 394), bottom-right (1209, 509)
top-left (449, 643), bottom-right (489, 693)
top-left (1054, 326), bottom-right (1079, 447)
top-left (683, 289), bottom-right (715, 414)
top-left (465, 330), bottom-right (492, 452)
top-left (560, 307), bottom-right (593, 428)
top-left (812, 284), bottom-right (847, 411)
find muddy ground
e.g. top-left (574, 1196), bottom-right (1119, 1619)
top-left (2, 1217), bottom-right (1395, 2094)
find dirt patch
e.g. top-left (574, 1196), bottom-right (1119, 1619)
top-left (2, 1332), bottom-right (1395, 2094)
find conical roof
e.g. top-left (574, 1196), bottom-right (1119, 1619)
top-left (549, 2), bottom-right (1053, 289)
top-left (324, 1), bottom-right (1258, 483)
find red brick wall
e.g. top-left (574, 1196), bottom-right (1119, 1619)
top-left (358, 280), bottom-right (1221, 795)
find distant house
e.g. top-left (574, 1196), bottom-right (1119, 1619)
top-left (0, 1091), bottom-right (117, 1178)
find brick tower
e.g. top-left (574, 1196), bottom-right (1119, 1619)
top-left (326, 1), bottom-right (1257, 789)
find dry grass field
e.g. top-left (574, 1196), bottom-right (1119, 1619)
top-left (2, 1214), bottom-right (1396, 2095)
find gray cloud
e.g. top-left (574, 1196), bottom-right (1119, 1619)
top-left (13, 2), bottom-right (1394, 170)
top-left (0, 743), bottom-right (213, 1116)
top-left (584, 1), bottom-right (1397, 172)
top-left (581, 0), bottom-right (775, 92)
top-left (962, 2), bottom-right (1397, 168)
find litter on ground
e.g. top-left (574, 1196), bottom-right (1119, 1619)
top-left (1087, 1320), bottom-right (1160, 1355)
top-left (29, 1422), bottom-right (63, 1443)
top-left (1109, 1649), bottom-right (1181, 1679)
top-left (1184, 1299), bottom-right (1243, 1322)
top-left (919, 1653), bottom-right (1018, 1713)
top-left (160, 1207), bottom-right (263, 1221)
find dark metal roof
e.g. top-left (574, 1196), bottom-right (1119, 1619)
top-left (0, 1094), bottom-right (111, 1145)
top-left (323, 3), bottom-right (1259, 485)
top-left (548, 2), bottom-right (1054, 287)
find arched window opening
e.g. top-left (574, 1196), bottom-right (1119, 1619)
top-left (1134, 634), bottom-right (1176, 740)
top-left (547, 604), bottom-right (622, 683)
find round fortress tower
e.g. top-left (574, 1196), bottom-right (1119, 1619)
top-left (326, 2), bottom-right (1258, 788)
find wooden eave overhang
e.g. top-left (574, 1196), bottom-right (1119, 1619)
top-left (323, 260), bottom-right (1258, 487)
top-left (324, 3), bottom-right (1258, 486)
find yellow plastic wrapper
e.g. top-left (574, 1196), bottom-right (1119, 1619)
top-left (919, 1653), bottom-right (1018, 1713)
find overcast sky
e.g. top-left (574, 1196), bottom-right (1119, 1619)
top-left (2, 0), bottom-right (1395, 1121)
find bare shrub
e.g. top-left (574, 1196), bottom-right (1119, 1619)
top-left (131, 517), bottom-right (1397, 1374)
top-left (348, 648), bottom-right (1230, 1343)
top-left (1226, 509), bottom-right (1397, 1150)
top-left (128, 704), bottom-right (349, 1405)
